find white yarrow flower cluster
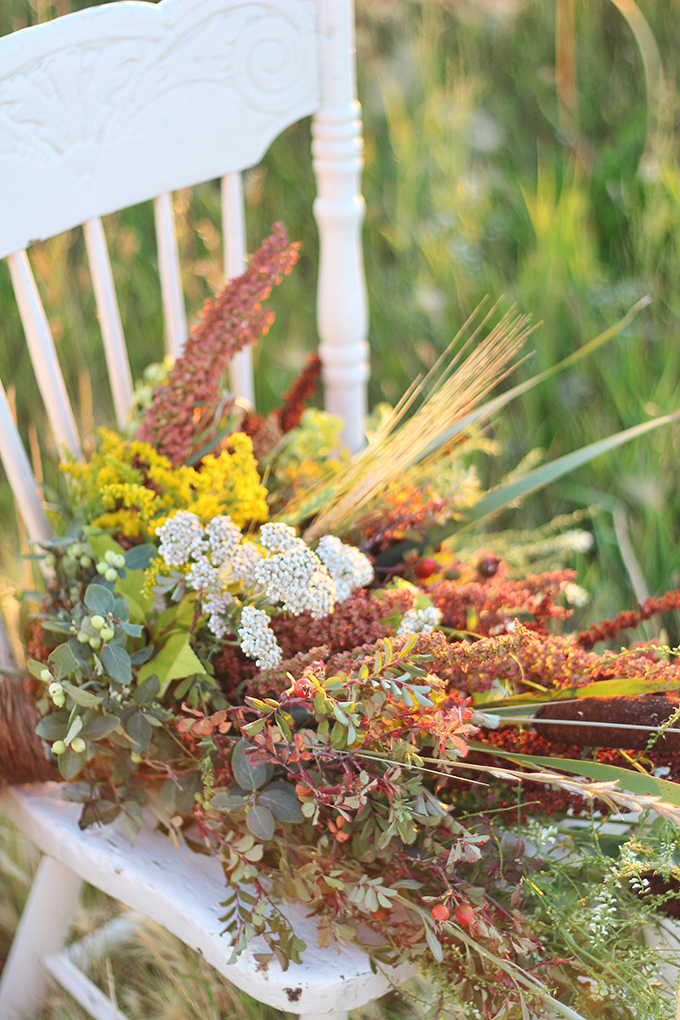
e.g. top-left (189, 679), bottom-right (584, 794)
top-left (564, 581), bottom-right (590, 607)
top-left (316, 534), bottom-right (374, 601)
top-left (256, 523), bottom-right (336, 619)
top-left (238, 606), bottom-right (282, 669)
top-left (156, 509), bottom-right (206, 566)
top-left (397, 605), bottom-right (442, 636)
top-left (156, 512), bottom-right (261, 637)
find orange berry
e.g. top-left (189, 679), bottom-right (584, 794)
top-left (430, 904), bottom-right (450, 922)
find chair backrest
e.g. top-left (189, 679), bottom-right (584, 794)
top-left (0, 0), bottom-right (369, 548)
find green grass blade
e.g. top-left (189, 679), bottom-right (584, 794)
top-left (473, 675), bottom-right (680, 710)
top-left (460, 410), bottom-right (680, 528)
top-left (468, 743), bottom-right (680, 806)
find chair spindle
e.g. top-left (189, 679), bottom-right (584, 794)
top-left (83, 218), bottom-right (133, 431)
top-left (221, 172), bottom-right (254, 407)
top-left (7, 251), bottom-right (82, 462)
top-left (153, 193), bottom-right (188, 360)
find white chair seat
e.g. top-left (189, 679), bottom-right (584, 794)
top-left (0, 783), bottom-right (413, 1018)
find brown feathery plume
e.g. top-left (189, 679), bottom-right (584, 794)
top-left (274, 351), bottom-right (322, 433)
top-left (576, 589), bottom-right (680, 649)
top-left (535, 694), bottom-right (680, 750)
top-left (137, 223), bottom-right (300, 465)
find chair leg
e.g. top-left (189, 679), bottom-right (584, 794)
top-left (0, 854), bottom-right (82, 1019)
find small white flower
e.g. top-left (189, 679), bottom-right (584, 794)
top-left (227, 541), bottom-right (262, 586)
top-left (185, 554), bottom-right (222, 595)
top-left (564, 582), bottom-right (590, 607)
top-left (316, 535), bottom-right (374, 601)
top-left (564, 529), bottom-right (594, 553)
top-left (204, 515), bottom-right (243, 566)
top-left (238, 606), bottom-right (282, 669)
top-left (260, 522), bottom-right (299, 554)
top-left (255, 538), bottom-right (336, 619)
top-left (397, 605), bottom-right (442, 636)
top-left (156, 511), bottom-right (206, 566)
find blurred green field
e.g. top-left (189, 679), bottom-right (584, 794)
top-left (2, 0), bottom-right (680, 637)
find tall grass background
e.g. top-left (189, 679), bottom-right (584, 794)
top-left (1, 2), bottom-right (680, 1015)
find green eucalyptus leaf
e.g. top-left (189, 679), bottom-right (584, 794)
top-left (101, 644), bottom-right (132, 685)
top-left (246, 804), bottom-right (275, 841)
top-left (113, 597), bottom-right (130, 621)
top-left (119, 800), bottom-right (144, 844)
top-left (125, 710), bottom-right (152, 753)
top-left (64, 715), bottom-right (83, 747)
top-left (84, 583), bottom-right (115, 616)
top-left (35, 712), bottom-right (69, 740)
top-left (27, 658), bottom-right (49, 681)
top-left (59, 748), bottom-right (86, 780)
top-left (61, 681), bottom-right (103, 708)
top-left (122, 622), bottom-right (144, 638)
top-left (78, 714), bottom-right (121, 740)
top-left (258, 781), bottom-right (304, 823)
top-left (134, 675), bottom-right (160, 705)
top-left (61, 782), bottom-right (92, 803)
top-left (210, 787), bottom-right (249, 812)
top-left (124, 545), bottom-right (157, 571)
top-left (130, 646), bottom-right (154, 666)
top-left (47, 643), bottom-right (77, 681)
top-left (231, 740), bottom-right (274, 792)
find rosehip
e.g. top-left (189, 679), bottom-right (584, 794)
top-left (455, 904), bottom-right (475, 926)
top-left (430, 904), bottom-right (450, 922)
top-left (293, 679), bottom-right (313, 698)
top-left (415, 557), bottom-right (438, 579)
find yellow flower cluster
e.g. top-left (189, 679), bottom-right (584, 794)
top-left (61, 429), bottom-right (268, 540)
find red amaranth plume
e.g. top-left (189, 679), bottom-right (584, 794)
top-left (274, 351), bottom-right (322, 433)
top-left (137, 223), bottom-right (300, 465)
top-left (576, 589), bottom-right (680, 649)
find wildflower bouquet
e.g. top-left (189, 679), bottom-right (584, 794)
top-left (13, 224), bottom-right (680, 1019)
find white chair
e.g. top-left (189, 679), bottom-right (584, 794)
top-left (0, 2), bottom-right (398, 1017)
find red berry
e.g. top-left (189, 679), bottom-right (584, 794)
top-left (455, 904), bottom-right (475, 926)
top-left (415, 557), bottom-right (438, 579)
top-left (430, 904), bottom-right (450, 922)
top-left (293, 679), bottom-right (314, 698)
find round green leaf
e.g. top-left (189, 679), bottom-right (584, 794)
top-left (246, 804), bottom-right (275, 841)
top-left (84, 583), bottom-right (115, 616)
top-left (258, 781), bottom-right (304, 823)
top-left (231, 740), bottom-right (274, 791)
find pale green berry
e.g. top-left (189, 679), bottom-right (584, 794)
top-left (52, 740), bottom-right (66, 755)
top-left (90, 615), bottom-right (105, 630)
top-left (104, 550), bottom-right (117, 565)
top-left (105, 568), bottom-right (118, 582)
top-left (113, 554), bottom-right (126, 569)
top-left (79, 555), bottom-right (92, 568)
top-left (194, 791), bottom-right (203, 802)
top-left (47, 682), bottom-right (63, 697)
top-left (130, 752), bottom-right (142, 763)
top-left (44, 553), bottom-right (56, 569)
top-left (100, 626), bottom-right (115, 642)
top-left (40, 668), bottom-right (52, 683)
top-left (89, 636), bottom-right (101, 649)
top-left (53, 695), bottom-right (66, 708)
top-left (202, 800), bottom-right (211, 811)
top-left (77, 630), bottom-right (90, 644)
top-left (70, 737), bottom-right (86, 754)
top-left (96, 562), bottom-right (108, 574)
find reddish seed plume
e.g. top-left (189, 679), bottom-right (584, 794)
top-left (275, 352), bottom-right (322, 433)
top-left (137, 223), bottom-right (300, 465)
top-left (576, 589), bottom-right (680, 649)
